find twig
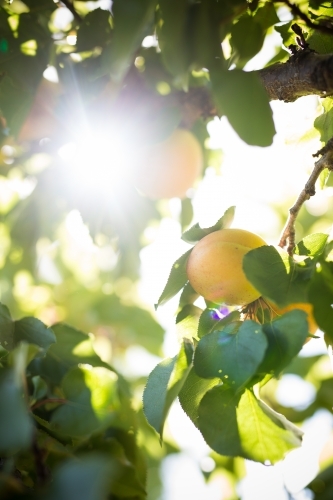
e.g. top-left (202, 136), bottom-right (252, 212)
top-left (32, 434), bottom-right (50, 486)
top-left (278, 142), bottom-right (333, 254)
top-left (31, 398), bottom-right (67, 411)
top-left (273, 0), bottom-right (333, 35)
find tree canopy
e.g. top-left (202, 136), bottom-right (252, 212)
top-left (1, 0), bottom-right (333, 499)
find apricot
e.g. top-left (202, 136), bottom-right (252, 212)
top-left (132, 128), bottom-right (203, 199)
top-left (266, 301), bottom-right (317, 344)
top-left (186, 228), bottom-right (267, 306)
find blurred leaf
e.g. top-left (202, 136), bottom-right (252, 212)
top-left (211, 68), bottom-right (275, 146)
top-left (308, 463), bottom-right (333, 500)
top-left (30, 324), bottom-right (108, 386)
top-left (254, 2), bottom-right (280, 30)
top-left (143, 340), bottom-right (193, 438)
top-left (0, 367), bottom-right (33, 454)
top-left (179, 282), bottom-right (199, 308)
top-left (158, 0), bottom-right (190, 84)
top-left (155, 249), bottom-right (192, 308)
top-left (314, 97), bottom-right (333, 143)
top-left (50, 365), bottom-right (120, 438)
top-left (243, 245), bottom-right (309, 307)
top-left (176, 304), bottom-right (202, 340)
top-left (198, 387), bottom-right (302, 463)
top-left (45, 454), bottom-right (114, 500)
top-left (76, 9), bottom-right (112, 52)
top-left (181, 206), bottom-right (235, 244)
top-left (104, 0), bottom-right (157, 80)
top-left (14, 317), bottom-right (55, 350)
top-left (309, 261), bottom-right (333, 342)
top-left (180, 197), bottom-right (194, 232)
top-left (258, 310), bottom-right (310, 376)
top-left (295, 233), bottom-right (328, 257)
top-left (230, 15), bottom-right (264, 64)
top-left (307, 29), bottom-right (333, 54)
top-left (178, 367), bottom-right (220, 427)
top-left (0, 303), bottom-right (14, 351)
top-left (194, 320), bottom-right (268, 391)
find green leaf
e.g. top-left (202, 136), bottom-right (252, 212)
top-left (143, 340), bottom-right (193, 438)
top-left (178, 367), bottom-right (220, 427)
top-left (197, 309), bottom-right (241, 338)
top-left (314, 97), bottom-right (333, 143)
top-left (243, 245), bottom-right (308, 307)
top-left (198, 387), bottom-right (302, 463)
top-left (258, 310), bottom-right (310, 376)
top-left (307, 29), bottom-right (333, 54)
top-left (254, 2), bottom-right (280, 30)
top-left (295, 233), bottom-right (328, 257)
top-left (236, 390), bottom-right (303, 463)
top-left (0, 367), bottom-right (33, 454)
top-left (14, 317), bottom-right (56, 350)
top-left (180, 197), bottom-right (194, 232)
top-left (158, 0), bottom-right (190, 84)
top-left (309, 261), bottom-right (333, 342)
top-left (211, 69), bottom-right (275, 146)
top-left (45, 455), bottom-right (114, 500)
top-left (275, 21), bottom-right (295, 48)
top-left (105, 0), bottom-right (157, 80)
top-left (0, 303), bottom-right (14, 350)
top-left (176, 304), bottom-right (202, 340)
top-left (230, 15), bottom-right (265, 64)
top-left (155, 249), bottom-right (192, 308)
top-left (307, 462), bottom-right (333, 500)
top-left (30, 323), bottom-right (107, 385)
top-left (50, 365), bottom-right (120, 438)
top-left (76, 8), bottom-right (112, 52)
top-left (181, 206), bottom-right (235, 244)
top-left (194, 320), bottom-right (268, 391)
top-left (179, 282), bottom-right (199, 308)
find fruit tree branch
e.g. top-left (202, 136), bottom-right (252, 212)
top-left (278, 138), bottom-right (333, 255)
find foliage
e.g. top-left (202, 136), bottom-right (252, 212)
top-left (1, 0), bottom-right (333, 498)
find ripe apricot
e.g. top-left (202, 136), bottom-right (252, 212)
top-left (266, 301), bottom-right (317, 344)
top-left (132, 129), bottom-right (203, 199)
top-left (186, 228), bottom-right (267, 306)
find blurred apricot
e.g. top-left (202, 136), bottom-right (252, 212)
top-left (186, 228), bottom-right (267, 306)
top-left (132, 128), bottom-right (203, 199)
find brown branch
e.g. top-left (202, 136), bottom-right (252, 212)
top-left (278, 143), bottom-right (333, 254)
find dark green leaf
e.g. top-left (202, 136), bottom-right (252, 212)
top-left (179, 282), bottom-right (199, 308)
top-left (179, 367), bottom-right (220, 427)
top-left (307, 463), bottom-right (333, 500)
top-left (197, 308), bottom-right (241, 338)
top-left (155, 249), bottom-right (192, 308)
top-left (309, 261), bottom-right (333, 342)
top-left (181, 206), bottom-right (235, 244)
top-left (258, 310), bottom-right (310, 376)
top-left (0, 368), bottom-right (33, 454)
top-left (307, 29), bottom-right (333, 54)
top-left (254, 3), bottom-right (280, 30)
top-left (104, 0), bottom-right (157, 80)
top-left (194, 320), bottom-right (267, 391)
top-left (230, 15), bottom-right (265, 64)
top-left (14, 317), bottom-right (56, 350)
top-left (76, 9), bottom-right (112, 52)
top-left (50, 365), bottom-right (120, 438)
top-left (45, 455), bottom-right (114, 500)
top-left (314, 98), bottom-right (333, 143)
top-left (0, 303), bottom-right (14, 350)
top-left (211, 69), bottom-right (275, 146)
top-left (143, 341), bottom-right (193, 438)
top-left (295, 233), bottom-right (328, 257)
top-left (158, 0), bottom-right (190, 84)
top-left (243, 245), bottom-right (308, 307)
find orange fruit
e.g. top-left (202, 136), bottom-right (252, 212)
top-left (132, 128), bottom-right (203, 199)
top-left (186, 228), bottom-right (267, 306)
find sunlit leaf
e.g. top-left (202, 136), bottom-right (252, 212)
top-left (194, 320), bottom-right (267, 391)
top-left (50, 365), bottom-right (120, 438)
top-left (314, 97), bottom-right (333, 143)
top-left (143, 340), bottom-right (193, 438)
top-left (155, 249), bottom-right (192, 308)
top-left (181, 206), bottom-right (235, 244)
top-left (295, 233), bottom-right (328, 257)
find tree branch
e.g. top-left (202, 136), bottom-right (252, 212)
top-left (278, 139), bottom-right (333, 254)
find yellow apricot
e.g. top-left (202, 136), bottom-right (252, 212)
top-left (186, 228), bottom-right (267, 306)
top-left (132, 128), bottom-right (203, 199)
